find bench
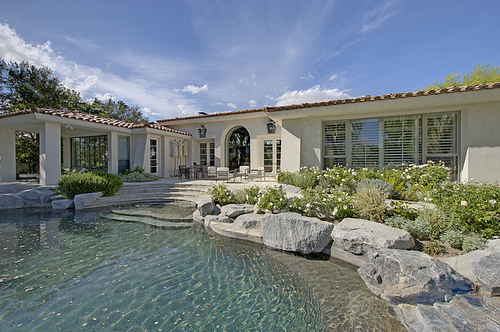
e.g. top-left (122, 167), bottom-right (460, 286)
top-left (19, 174), bottom-right (40, 182)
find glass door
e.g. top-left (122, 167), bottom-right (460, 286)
top-left (150, 138), bottom-right (158, 174)
top-left (263, 139), bottom-right (281, 174)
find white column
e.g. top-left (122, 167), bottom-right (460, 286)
top-left (62, 136), bottom-right (71, 169)
top-left (39, 122), bottom-right (61, 186)
top-left (0, 128), bottom-right (16, 182)
top-left (108, 132), bottom-right (119, 174)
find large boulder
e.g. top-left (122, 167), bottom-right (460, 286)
top-left (197, 199), bottom-right (214, 217)
top-left (74, 192), bottom-right (102, 210)
top-left (204, 214), bottom-right (232, 228)
top-left (234, 213), bottom-right (263, 229)
top-left (332, 218), bottom-right (415, 255)
top-left (221, 204), bottom-right (255, 218)
top-left (261, 213), bottom-right (334, 254)
top-left (52, 199), bottom-right (75, 210)
top-left (19, 188), bottom-right (55, 207)
top-left (0, 194), bottom-right (24, 210)
top-left (471, 252), bottom-right (500, 296)
top-left (358, 249), bottom-right (473, 305)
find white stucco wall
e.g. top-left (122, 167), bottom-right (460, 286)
top-left (39, 122), bottom-right (61, 186)
top-left (0, 128), bottom-right (16, 182)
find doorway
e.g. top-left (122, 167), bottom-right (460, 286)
top-left (263, 138), bottom-right (281, 174)
top-left (227, 127), bottom-right (250, 170)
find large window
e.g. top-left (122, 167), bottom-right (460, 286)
top-left (227, 127), bottom-right (250, 170)
top-left (71, 135), bottom-right (108, 171)
top-left (118, 136), bottom-right (130, 173)
top-left (324, 112), bottom-right (458, 172)
top-left (199, 142), bottom-right (215, 166)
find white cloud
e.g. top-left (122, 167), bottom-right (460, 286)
top-left (361, 0), bottom-right (400, 33)
top-left (301, 73), bottom-right (315, 81)
top-left (329, 74), bottom-right (338, 81)
top-left (274, 85), bottom-right (351, 106)
top-left (227, 103), bottom-right (237, 109)
top-left (182, 84), bottom-right (208, 94)
top-left (248, 99), bottom-right (257, 108)
top-left (141, 107), bottom-right (152, 114)
top-left (64, 36), bottom-right (99, 51)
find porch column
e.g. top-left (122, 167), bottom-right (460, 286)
top-left (0, 128), bottom-right (16, 182)
top-left (39, 122), bottom-right (61, 186)
top-left (108, 132), bottom-right (119, 174)
top-left (62, 136), bottom-right (71, 169)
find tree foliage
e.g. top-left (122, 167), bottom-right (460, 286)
top-left (422, 62), bottom-right (500, 90)
top-left (89, 98), bottom-right (148, 124)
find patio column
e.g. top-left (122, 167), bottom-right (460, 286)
top-left (108, 132), bottom-right (119, 174)
top-left (0, 128), bottom-right (16, 182)
top-left (39, 122), bottom-right (61, 186)
top-left (62, 136), bottom-right (71, 169)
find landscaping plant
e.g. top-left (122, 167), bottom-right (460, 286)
top-left (56, 171), bottom-right (123, 199)
top-left (256, 186), bottom-right (287, 212)
top-left (207, 183), bottom-right (234, 205)
top-left (355, 179), bottom-right (393, 222)
top-left (288, 187), bottom-right (355, 220)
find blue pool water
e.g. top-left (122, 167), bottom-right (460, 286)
top-left (0, 206), bottom-right (403, 331)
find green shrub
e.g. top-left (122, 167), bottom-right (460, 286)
top-left (318, 166), bottom-right (357, 193)
top-left (422, 240), bottom-right (445, 256)
top-left (56, 171), bottom-right (123, 199)
top-left (384, 215), bottom-right (429, 240)
top-left (233, 186), bottom-right (260, 205)
top-left (415, 208), bottom-right (451, 240)
top-left (277, 166), bottom-right (321, 189)
top-left (257, 186), bottom-right (287, 212)
top-left (387, 200), bottom-right (418, 220)
top-left (440, 229), bottom-right (465, 249)
top-left (355, 179), bottom-right (393, 222)
top-left (121, 172), bottom-right (158, 182)
top-left (462, 233), bottom-right (487, 252)
top-left (432, 181), bottom-right (500, 239)
top-left (207, 183), bottom-right (234, 205)
top-left (288, 188), bottom-right (355, 220)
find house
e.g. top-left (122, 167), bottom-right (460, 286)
top-left (157, 82), bottom-right (500, 183)
top-left (0, 108), bottom-right (191, 185)
top-left (1, 82), bottom-right (500, 186)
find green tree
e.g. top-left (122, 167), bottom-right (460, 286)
top-left (88, 98), bottom-right (148, 124)
top-left (422, 63), bottom-right (500, 90)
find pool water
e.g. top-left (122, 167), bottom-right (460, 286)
top-left (0, 206), bottom-right (403, 331)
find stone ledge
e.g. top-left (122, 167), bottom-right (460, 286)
top-left (209, 222), bottom-right (263, 244)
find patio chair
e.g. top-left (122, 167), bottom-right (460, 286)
top-left (178, 165), bottom-right (190, 179)
top-left (247, 167), bottom-right (265, 182)
top-left (215, 167), bottom-right (230, 182)
top-left (206, 166), bottom-right (217, 180)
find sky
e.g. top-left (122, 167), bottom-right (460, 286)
top-left (1, 0), bottom-right (499, 121)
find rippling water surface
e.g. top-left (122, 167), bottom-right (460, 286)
top-left (0, 207), bottom-right (403, 331)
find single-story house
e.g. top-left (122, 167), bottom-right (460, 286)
top-left (1, 82), bottom-right (499, 186)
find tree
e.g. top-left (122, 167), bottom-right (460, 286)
top-left (422, 63), bottom-right (500, 90)
top-left (88, 98), bottom-right (149, 124)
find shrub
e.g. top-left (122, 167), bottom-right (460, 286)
top-left (422, 240), bottom-right (445, 256)
top-left (384, 215), bottom-right (429, 240)
top-left (257, 186), bottom-right (287, 212)
top-left (277, 166), bottom-right (321, 189)
top-left (288, 188), bottom-right (355, 220)
top-left (56, 171), bottom-right (123, 199)
top-left (233, 186), bottom-right (260, 205)
top-left (207, 183), bottom-right (234, 205)
top-left (355, 179), bottom-right (393, 222)
top-left (318, 166), bottom-right (357, 193)
top-left (121, 172), bottom-right (158, 182)
top-left (415, 208), bottom-right (451, 240)
top-left (440, 229), bottom-right (465, 249)
top-left (387, 200), bottom-right (418, 220)
top-left (432, 181), bottom-right (500, 239)
top-left (462, 233), bottom-right (487, 252)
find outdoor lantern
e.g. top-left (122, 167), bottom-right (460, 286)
top-left (266, 119), bottom-right (276, 134)
top-left (197, 124), bottom-right (207, 138)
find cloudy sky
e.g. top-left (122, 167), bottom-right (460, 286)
top-left (1, 0), bottom-right (499, 121)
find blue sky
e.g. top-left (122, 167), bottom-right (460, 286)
top-left (1, 0), bottom-right (499, 121)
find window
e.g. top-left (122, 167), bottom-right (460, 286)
top-left (71, 135), bottom-right (108, 171)
top-left (200, 142), bottom-right (215, 166)
top-left (118, 136), bottom-right (130, 173)
top-left (324, 112), bottom-right (458, 173)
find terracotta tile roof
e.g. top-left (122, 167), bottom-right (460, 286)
top-left (159, 82), bottom-right (500, 122)
top-left (0, 108), bottom-right (191, 136)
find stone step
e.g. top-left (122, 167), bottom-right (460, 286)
top-left (99, 212), bottom-right (193, 229)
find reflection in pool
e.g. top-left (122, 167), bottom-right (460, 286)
top-left (0, 205), bottom-right (403, 331)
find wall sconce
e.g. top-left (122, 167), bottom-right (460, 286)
top-left (266, 119), bottom-right (276, 134)
top-left (197, 124), bottom-right (207, 138)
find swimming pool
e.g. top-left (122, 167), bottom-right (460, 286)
top-left (0, 205), bottom-right (403, 331)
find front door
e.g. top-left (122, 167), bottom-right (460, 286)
top-left (150, 138), bottom-right (158, 174)
top-left (263, 139), bottom-right (281, 174)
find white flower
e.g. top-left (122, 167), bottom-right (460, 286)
top-left (406, 175), bottom-right (411, 179)
top-left (362, 168), bottom-right (368, 171)
top-left (490, 199), bottom-right (497, 204)
top-left (338, 198), bottom-right (342, 202)
top-left (279, 198), bottom-right (283, 201)
top-left (269, 202), bottom-right (273, 206)
top-left (352, 171), bottom-right (357, 176)
top-left (461, 201), bottom-right (468, 207)
top-left (306, 203), bottom-right (311, 208)
top-left (424, 197), bottom-right (428, 201)
top-left (343, 206), bottom-right (347, 210)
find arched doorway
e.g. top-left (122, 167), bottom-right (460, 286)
top-left (227, 127), bottom-right (250, 170)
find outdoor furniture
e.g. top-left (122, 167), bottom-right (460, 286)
top-left (206, 166), bottom-right (217, 180)
top-left (215, 167), bottom-right (230, 182)
top-left (190, 165), bottom-right (200, 179)
top-left (247, 167), bottom-right (265, 182)
top-left (178, 165), bottom-right (190, 179)
top-left (19, 174), bottom-right (40, 182)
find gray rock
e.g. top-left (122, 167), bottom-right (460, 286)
top-left (332, 218), bottom-right (415, 255)
top-left (471, 252), bottom-right (500, 296)
top-left (0, 194), bottom-right (24, 210)
top-left (358, 249), bottom-right (473, 305)
top-left (221, 204), bottom-right (255, 218)
top-left (19, 188), bottom-right (55, 207)
top-left (281, 184), bottom-right (302, 194)
top-left (52, 199), bottom-right (75, 210)
top-left (73, 192), bottom-right (103, 210)
top-left (261, 212), bottom-right (334, 254)
top-left (234, 214), bottom-right (263, 229)
top-left (197, 199), bottom-right (214, 217)
top-left (204, 214), bottom-right (232, 227)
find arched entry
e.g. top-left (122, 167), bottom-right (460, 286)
top-left (227, 127), bottom-right (250, 170)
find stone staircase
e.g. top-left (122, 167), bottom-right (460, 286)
top-left (82, 182), bottom-right (211, 209)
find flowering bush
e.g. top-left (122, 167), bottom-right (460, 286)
top-left (257, 186), bottom-right (288, 212)
top-left (318, 166), bottom-right (357, 193)
top-left (432, 181), bottom-right (500, 238)
top-left (234, 186), bottom-right (260, 205)
top-left (207, 183), bottom-right (234, 205)
top-left (277, 166), bottom-right (321, 189)
top-left (288, 188), bottom-right (355, 220)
